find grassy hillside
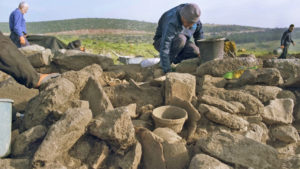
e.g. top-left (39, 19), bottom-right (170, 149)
top-left (1, 18), bottom-right (299, 57)
top-left (0, 18), bottom-right (263, 34)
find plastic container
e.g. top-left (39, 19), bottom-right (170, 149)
top-left (140, 58), bottom-right (160, 67)
top-left (197, 38), bottom-right (225, 64)
top-left (0, 99), bottom-right (14, 158)
top-left (152, 105), bottom-right (188, 133)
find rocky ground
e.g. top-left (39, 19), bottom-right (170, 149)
top-left (1, 45), bottom-right (300, 169)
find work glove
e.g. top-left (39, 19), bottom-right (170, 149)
top-left (20, 36), bottom-right (26, 45)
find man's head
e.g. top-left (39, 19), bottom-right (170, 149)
top-left (289, 24), bottom-right (295, 32)
top-left (18, 1), bottom-right (29, 14)
top-left (180, 3), bottom-right (201, 28)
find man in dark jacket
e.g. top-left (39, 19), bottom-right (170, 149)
top-left (0, 32), bottom-right (59, 89)
top-left (278, 24), bottom-right (295, 59)
top-left (153, 3), bottom-right (204, 73)
top-left (9, 2), bottom-right (30, 48)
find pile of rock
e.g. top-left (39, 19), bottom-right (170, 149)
top-left (1, 48), bottom-right (300, 169)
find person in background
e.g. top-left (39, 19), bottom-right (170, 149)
top-left (153, 3), bottom-right (204, 73)
top-left (0, 32), bottom-right (59, 89)
top-left (278, 24), bottom-right (296, 59)
top-left (9, 1), bottom-right (30, 48)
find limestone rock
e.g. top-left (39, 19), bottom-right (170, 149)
top-left (89, 107), bottom-right (136, 152)
top-left (240, 85), bottom-right (282, 104)
top-left (165, 72), bottom-right (196, 104)
top-left (136, 128), bottom-right (166, 169)
top-left (0, 78), bottom-right (38, 112)
top-left (189, 154), bottom-right (233, 169)
top-left (176, 58), bottom-right (200, 74)
top-left (236, 68), bottom-right (283, 86)
top-left (104, 84), bottom-right (163, 108)
top-left (199, 95), bottom-right (244, 114)
top-left (0, 158), bottom-right (30, 169)
top-left (196, 56), bottom-right (262, 77)
top-left (244, 123), bottom-right (269, 143)
top-left (33, 107), bottom-right (92, 167)
top-left (201, 87), bottom-right (264, 115)
top-left (111, 142), bottom-right (142, 169)
top-left (199, 104), bottom-right (249, 130)
top-left (262, 99), bottom-right (294, 124)
top-left (271, 125), bottom-right (300, 143)
top-left (23, 77), bottom-right (76, 129)
top-left (80, 77), bottom-right (113, 117)
top-left (153, 128), bottom-right (189, 169)
top-left (263, 59), bottom-right (300, 82)
top-left (198, 75), bottom-right (227, 90)
top-left (53, 52), bottom-right (113, 71)
top-left (197, 132), bottom-right (281, 169)
top-left (12, 125), bottom-right (47, 157)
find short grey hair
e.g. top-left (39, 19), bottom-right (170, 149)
top-left (18, 1), bottom-right (29, 9)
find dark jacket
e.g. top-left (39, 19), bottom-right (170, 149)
top-left (281, 29), bottom-right (294, 47)
top-left (154, 4), bottom-right (204, 72)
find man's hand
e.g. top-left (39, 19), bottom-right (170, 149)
top-left (280, 45), bottom-right (284, 49)
top-left (19, 36), bottom-right (26, 45)
top-left (293, 42), bottom-right (296, 46)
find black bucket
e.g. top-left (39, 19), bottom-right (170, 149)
top-left (197, 38), bottom-right (225, 64)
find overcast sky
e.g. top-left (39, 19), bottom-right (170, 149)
top-left (0, 0), bottom-right (298, 28)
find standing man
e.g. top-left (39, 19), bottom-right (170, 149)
top-left (278, 24), bottom-right (295, 59)
top-left (153, 3), bottom-right (204, 73)
top-left (9, 1), bottom-right (30, 48)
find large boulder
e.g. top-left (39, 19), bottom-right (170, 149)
top-left (136, 128), bottom-right (189, 169)
top-left (153, 128), bottom-right (189, 169)
top-left (104, 84), bottom-right (163, 108)
top-left (109, 142), bottom-right (142, 169)
top-left (198, 75), bottom-right (227, 90)
top-left (196, 132), bottom-right (281, 169)
top-left (201, 87), bottom-right (264, 115)
top-left (136, 128), bottom-right (166, 169)
top-left (236, 68), bottom-right (283, 86)
top-left (0, 78), bottom-right (38, 113)
top-left (33, 106), bottom-right (93, 167)
top-left (12, 125), bottom-right (47, 157)
top-left (0, 159), bottom-right (31, 169)
top-left (239, 85), bottom-right (282, 104)
top-left (262, 99), bottom-right (294, 124)
top-left (199, 104), bottom-right (249, 130)
top-left (270, 125), bottom-right (300, 143)
top-left (199, 95), bottom-right (245, 114)
top-left (244, 123), bottom-right (269, 143)
top-left (69, 135), bottom-right (109, 169)
top-left (196, 56), bottom-right (262, 77)
top-left (88, 106), bottom-right (136, 152)
top-left (23, 77), bottom-right (76, 129)
top-left (19, 45), bottom-right (52, 67)
top-left (176, 58), bottom-right (200, 74)
top-left (263, 59), bottom-right (300, 82)
top-left (80, 77), bottom-right (113, 117)
top-left (61, 64), bottom-right (105, 95)
top-left (165, 72), bottom-right (196, 104)
top-left (53, 52), bottom-right (113, 71)
top-left (189, 154), bottom-right (233, 169)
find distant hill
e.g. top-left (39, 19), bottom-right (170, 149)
top-left (0, 18), bottom-right (263, 34)
top-left (0, 18), bottom-right (299, 44)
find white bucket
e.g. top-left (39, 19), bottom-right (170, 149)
top-left (0, 98), bottom-right (14, 158)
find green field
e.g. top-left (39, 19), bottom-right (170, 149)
top-left (1, 18), bottom-right (300, 58)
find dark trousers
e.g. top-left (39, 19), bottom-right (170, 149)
top-left (278, 46), bottom-right (289, 59)
top-left (10, 32), bottom-right (30, 48)
top-left (0, 32), bottom-right (39, 88)
top-left (153, 34), bottom-right (200, 64)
